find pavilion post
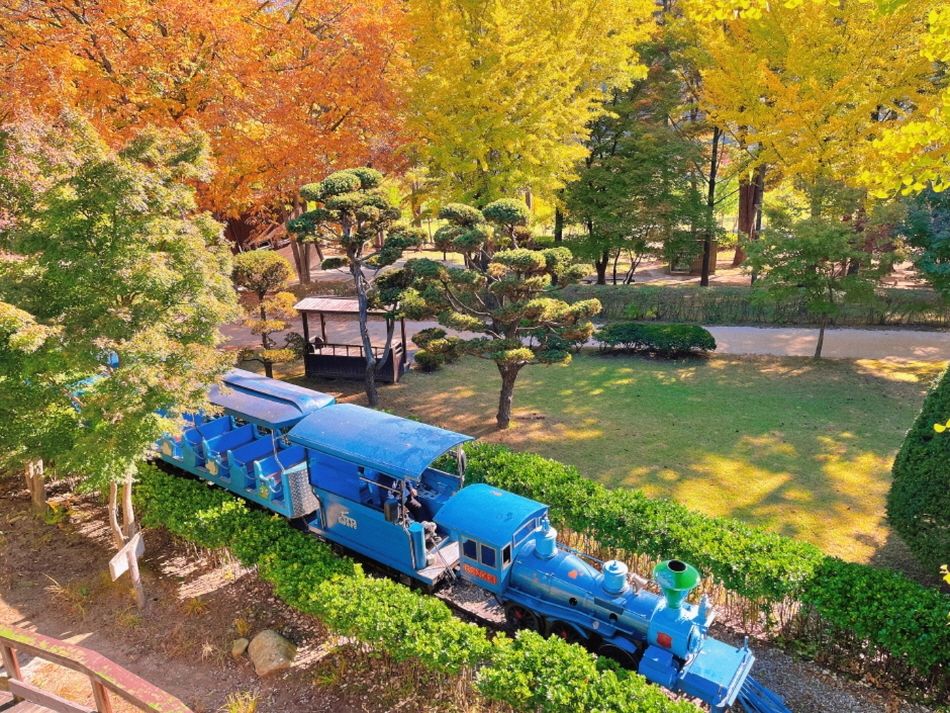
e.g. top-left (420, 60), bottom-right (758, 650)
top-left (301, 312), bottom-right (310, 346)
top-left (320, 313), bottom-right (327, 342)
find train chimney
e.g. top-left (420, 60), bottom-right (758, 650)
top-left (653, 559), bottom-right (700, 609)
top-left (534, 517), bottom-right (557, 559)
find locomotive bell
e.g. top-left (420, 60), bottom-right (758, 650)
top-left (602, 560), bottom-right (629, 595)
top-left (653, 559), bottom-right (700, 609)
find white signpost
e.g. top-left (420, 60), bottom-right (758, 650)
top-left (109, 531), bottom-right (145, 607)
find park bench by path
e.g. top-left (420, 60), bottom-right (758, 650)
top-left (0, 624), bottom-right (191, 713)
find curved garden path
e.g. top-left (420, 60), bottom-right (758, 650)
top-left (223, 315), bottom-right (949, 361)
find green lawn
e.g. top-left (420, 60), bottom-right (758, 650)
top-left (282, 353), bottom-right (944, 568)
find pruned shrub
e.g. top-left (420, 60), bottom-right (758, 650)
top-left (414, 349), bottom-right (444, 372)
top-left (413, 328), bottom-right (462, 371)
top-left (559, 283), bottom-right (950, 327)
top-left (596, 322), bottom-right (716, 357)
top-left (888, 367), bottom-right (950, 572)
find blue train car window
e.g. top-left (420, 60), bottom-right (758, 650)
top-left (462, 538), bottom-right (477, 560)
top-left (502, 544), bottom-right (511, 566)
top-left (514, 519), bottom-right (537, 546)
top-left (479, 544), bottom-right (497, 568)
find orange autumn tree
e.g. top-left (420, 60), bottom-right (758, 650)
top-left (0, 0), bottom-right (407, 279)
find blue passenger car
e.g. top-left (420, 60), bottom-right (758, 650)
top-left (287, 403), bottom-right (473, 586)
top-left (156, 369), bottom-right (335, 518)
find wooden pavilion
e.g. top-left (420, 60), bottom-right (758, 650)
top-left (294, 297), bottom-right (409, 383)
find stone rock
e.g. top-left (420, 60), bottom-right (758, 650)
top-left (247, 629), bottom-right (296, 677)
top-left (231, 637), bottom-right (249, 659)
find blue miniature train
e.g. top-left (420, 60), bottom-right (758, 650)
top-left (157, 369), bottom-right (791, 713)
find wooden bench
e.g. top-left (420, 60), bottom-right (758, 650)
top-left (0, 624), bottom-right (191, 713)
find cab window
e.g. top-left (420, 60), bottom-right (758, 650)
top-left (502, 544), bottom-right (512, 566)
top-left (514, 519), bottom-right (537, 545)
top-left (480, 544), bottom-right (497, 568)
top-left (462, 538), bottom-right (477, 560)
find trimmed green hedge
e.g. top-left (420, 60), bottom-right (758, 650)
top-left (889, 367), bottom-right (950, 572)
top-left (136, 465), bottom-right (696, 713)
top-left (596, 323), bottom-right (716, 357)
top-left (459, 443), bottom-right (950, 680)
top-left (561, 284), bottom-right (950, 327)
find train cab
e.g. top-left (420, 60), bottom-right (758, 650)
top-left (434, 484), bottom-right (548, 595)
top-left (156, 369), bottom-right (335, 517)
top-left (286, 403), bottom-right (473, 586)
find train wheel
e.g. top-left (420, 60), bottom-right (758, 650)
top-left (505, 604), bottom-right (542, 633)
top-left (549, 620), bottom-right (583, 645)
top-left (598, 644), bottom-right (638, 670)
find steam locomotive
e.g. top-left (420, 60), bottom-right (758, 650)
top-left (157, 368), bottom-right (791, 713)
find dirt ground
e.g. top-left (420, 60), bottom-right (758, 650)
top-left (0, 479), bottom-right (486, 713)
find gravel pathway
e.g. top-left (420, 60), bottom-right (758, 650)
top-left (223, 312), bottom-right (949, 361)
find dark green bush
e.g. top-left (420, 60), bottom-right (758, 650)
top-left (596, 322), bottom-right (716, 357)
top-left (413, 328), bottom-right (462, 370)
top-left (413, 349), bottom-right (444, 372)
top-left (459, 443), bottom-right (950, 677)
top-left (888, 368), bottom-right (950, 572)
top-left (560, 284), bottom-right (950, 327)
top-left (136, 465), bottom-right (690, 713)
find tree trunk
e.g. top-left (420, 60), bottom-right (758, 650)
top-left (289, 239), bottom-right (313, 284)
top-left (734, 164), bottom-right (766, 269)
top-left (496, 363), bottom-right (522, 429)
top-left (352, 260), bottom-right (379, 407)
top-left (108, 481), bottom-right (125, 549)
top-left (700, 126), bottom-right (722, 288)
top-left (29, 459), bottom-right (48, 517)
top-left (611, 251), bottom-right (620, 285)
top-left (594, 250), bottom-right (609, 285)
top-left (814, 316), bottom-right (827, 359)
top-left (379, 317), bottom-right (397, 373)
top-left (551, 207), bottom-right (564, 286)
top-left (122, 473), bottom-right (135, 536)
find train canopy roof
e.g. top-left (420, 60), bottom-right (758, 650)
top-left (287, 403), bottom-right (473, 480)
top-left (434, 483), bottom-right (548, 548)
top-left (208, 369), bottom-right (335, 428)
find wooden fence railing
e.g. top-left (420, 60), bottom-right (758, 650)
top-left (0, 624), bottom-right (192, 713)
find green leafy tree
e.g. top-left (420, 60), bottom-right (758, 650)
top-left (287, 168), bottom-right (422, 406)
top-left (745, 204), bottom-right (890, 358)
top-left (397, 201), bottom-right (600, 428)
top-left (232, 251), bottom-right (298, 378)
top-left (0, 115), bottom-right (237, 588)
top-left (903, 188), bottom-right (950, 298)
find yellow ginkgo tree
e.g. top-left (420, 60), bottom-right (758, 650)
top-left (405, 0), bottom-right (656, 204)
top-left (690, 0), bottom-right (939, 207)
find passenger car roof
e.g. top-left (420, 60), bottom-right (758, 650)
top-left (208, 369), bottom-right (335, 428)
top-left (288, 403), bottom-right (473, 480)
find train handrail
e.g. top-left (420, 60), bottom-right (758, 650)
top-left (0, 623), bottom-right (192, 713)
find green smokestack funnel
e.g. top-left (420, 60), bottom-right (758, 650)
top-left (653, 559), bottom-right (700, 609)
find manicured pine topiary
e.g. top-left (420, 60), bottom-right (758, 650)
top-left (888, 367), bottom-right (950, 573)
